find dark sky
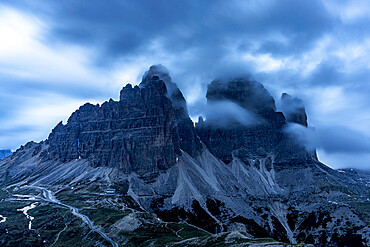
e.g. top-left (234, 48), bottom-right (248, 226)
top-left (0, 0), bottom-right (369, 169)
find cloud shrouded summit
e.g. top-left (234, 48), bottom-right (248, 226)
top-left (0, 0), bottom-right (369, 169)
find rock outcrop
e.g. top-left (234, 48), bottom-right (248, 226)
top-left (46, 71), bottom-right (182, 177)
top-left (196, 78), bottom-right (309, 165)
top-left (44, 65), bottom-right (202, 178)
top-left (143, 65), bottom-right (202, 157)
top-left (206, 79), bottom-right (276, 117)
top-left (1, 65), bottom-right (368, 246)
top-left (280, 93), bottom-right (308, 127)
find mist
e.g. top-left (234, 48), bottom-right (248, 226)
top-left (1, 0), bottom-right (369, 171)
top-left (205, 100), bottom-right (261, 127)
top-left (285, 123), bottom-right (370, 170)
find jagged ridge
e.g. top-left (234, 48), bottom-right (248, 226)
top-left (0, 65), bottom-right (369, 246)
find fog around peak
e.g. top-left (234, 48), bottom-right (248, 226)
top-left (1, 0), bottom-right (369, 169)
top-left (285, 123), bottom-right (370, 169)
top-left (205, 100), bottom-right (261, 127)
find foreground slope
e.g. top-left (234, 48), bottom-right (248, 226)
top-left (0, 65), bottom-right (369, 246)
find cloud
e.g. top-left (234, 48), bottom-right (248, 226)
top-left (0, 6), bottom-right (134, 149)
top-left (205, 101), bottom-right (261, 127)
top-left (1, 0), bottom-right (336, 69)
top-left (0, 0), bottom-right (369, 170)
top-left (0, 92), bottom-right (92, 150)
top-left (323, 0), bottom-right (370, 23)
top-left (317, 150), bottom-right (370, 170)
top-left (285, 123), bottom-right (370, 154)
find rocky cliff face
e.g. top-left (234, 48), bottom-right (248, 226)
top-left (143, 65), bottom-right (202, 157)
top-left (196, 78), bottom-right (312, 166)
top-left (0, 65), bottom-right (369, 246)
top-left (206, 79), bottom-right (276, 116)
top-left (280, 93), bottom-right (308, 127)
top-left (46, 71), bottom-right (182, 177)
top-left (44, 65), bottom-right (202, 178)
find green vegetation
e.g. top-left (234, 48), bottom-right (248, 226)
top-left (351, 201), bottom-right (370, 225)
top-left (0, 199), bottom-right (35, 246)
top-left (0, 188), bottom-right (9, 198)
top-left (0, 186), bottom-right (113, 247)
top-left (0, 186), bottom-right (303, 246)
top-left (166, 223), bottom-right (210, 239)
top-left (56, 190), bottom-right (95, 208)
top-left (52, 218), bottom-right (112, 247)
top-left (81, 207), bottom-right (131, 227)
top-left (167, 234), bottom-right (298, 247)
top-left (119, 222), bottom-right (211, 247)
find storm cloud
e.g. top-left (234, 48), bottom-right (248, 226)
top-left (0, 0), bottom-right (369, 169)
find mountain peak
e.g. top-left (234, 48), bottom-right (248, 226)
top-left (141, 65), bottom-right (202, 157)
top-left (280, 93), bottom-right (308, 127)
top-left (1, 65), bottom-right (368, 246)
top-left (206, 78), bottom-right (276, 118)
top-left (142, 64), bottom-right (171, 83)
top-left (140, 64), bottom-right (172, 93)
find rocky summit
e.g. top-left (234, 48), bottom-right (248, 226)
top-left (0, 65), bottom-right (369, 247)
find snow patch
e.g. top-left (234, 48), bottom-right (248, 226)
top-left (17, 202), bottom-right (38, 230)
top-left (0, 215), bottom-right (6, 223)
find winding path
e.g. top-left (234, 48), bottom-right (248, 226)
top-left (28, 186), bottom-right (119, 247)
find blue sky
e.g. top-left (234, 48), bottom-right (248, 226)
top-left (0, 0), bottom-right (369, 169)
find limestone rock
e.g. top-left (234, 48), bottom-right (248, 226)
top-left (197, 78), bottom-right (295, 164)
top-left (46, 75), bottom-right (181, 177)
top-left (142, 65), bottom-right (202, 157)
top-left (206, 78), bottom-right (276, 117)
top-left (280, 93), bottom-right (308, 127)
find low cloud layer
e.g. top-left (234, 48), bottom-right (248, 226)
top-left (205, 101), bottom-right (261, 127)
top-left (285, 123), bottom-right (370, 169)
top-left (0, 0), bottom-right (369, 169)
